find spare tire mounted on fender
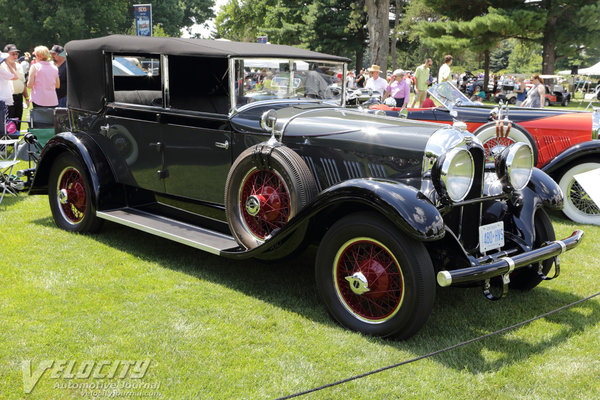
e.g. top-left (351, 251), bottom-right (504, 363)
top-left (225, 142), bottom-right (318, 249)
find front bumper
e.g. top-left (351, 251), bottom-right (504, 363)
top-left (437, 230), bottom-right (584, 287)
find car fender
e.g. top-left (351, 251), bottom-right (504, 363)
top-left (306, 178), bottom-right (445, 241)
top-left (29, 131), bottom-right (124, 210)
top-left (541, 141), bottom-right (600, 177)
top-left (526, 168), bottom-right (563, 210)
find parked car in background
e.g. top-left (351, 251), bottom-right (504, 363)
top-left (29, 36), bottom-right (583, 339)
top-left (371, 82), bottom-right (600, 225)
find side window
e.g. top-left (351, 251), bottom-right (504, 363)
top-left (112, 55), bottom-right (162, 107)
top-left (168, 56), bottom-right (230, 114)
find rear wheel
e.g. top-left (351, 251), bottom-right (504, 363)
top-left (48, 152), bottom-right (103, 233)
top-left (315, 212), bottom-right (435, 339)
top-left (544, 98), bottom-right (550, 107)
top-left (558, 162), bottom-right (600, 225)
top-left (509, 209), bottom-right (555, 290)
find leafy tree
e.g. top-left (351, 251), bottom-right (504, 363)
top-left (489, 40), bottom-right (512, 73)
top-left (0, 0), bottom-right (214, 51)
top-left (507, 40), bottom-right (542, 75)
top-left (301, 0), bottom-right (368, 68)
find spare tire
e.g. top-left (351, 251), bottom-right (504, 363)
top-left (473, 120), bottom-right (539, 167)
top-left (225, 143), bottom-right (318, 249)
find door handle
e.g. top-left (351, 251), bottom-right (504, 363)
top-left (215, 140), bottom-right (229, 150)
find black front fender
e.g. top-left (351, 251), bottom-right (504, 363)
top-left (309, 179), bottom-right (445, 241)
top-left (526, 168), bottom-right (563, 210)
top-left (29, 132), bottom-right (124, 210)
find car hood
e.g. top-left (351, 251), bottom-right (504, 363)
top-left (273, 106), bottom-right (444, 152)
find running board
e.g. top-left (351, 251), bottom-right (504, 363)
top-left (97, 208), bottom-right (240, 255)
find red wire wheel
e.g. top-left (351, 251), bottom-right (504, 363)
top-left (473, 121), bottom-right (538, 166)
top-left (225, 144), bottom-right (317, 251)
top-left (56, 166), bottom-right (87, 224)
top-left (333, 238), bottom-right (405, 323)
top-left (48, 152), bottom-right (103, 233)
top-left (239, 168), bottom-right (291, 240)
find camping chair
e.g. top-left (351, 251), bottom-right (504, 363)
top-left (0, 133), bottom-right (22, 204)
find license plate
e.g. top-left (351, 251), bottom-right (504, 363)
top-left (479, 221), bottom-right (504, 253)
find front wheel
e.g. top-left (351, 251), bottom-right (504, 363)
top-left (509, 209), bottom-right (555, 290)
top-left (315, 212), bottom-right (435, 339)
top-left (558, 162), bottom-right (600, 225)
top-left (48, 152), bottom-right (103, 233)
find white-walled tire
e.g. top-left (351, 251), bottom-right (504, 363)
top-left (473, 121), bottom-right (539, 166)
top-left (558, 162), bottom-right (600, 225)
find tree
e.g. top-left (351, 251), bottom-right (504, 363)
top-left (0, 0), bottom-right (215, 51)
top-left (301, 0), bottom-right (368, 68)
top-left (365, 0), bottom-right (390, 70)
top-left (489, 40), bottom-right (512, 73)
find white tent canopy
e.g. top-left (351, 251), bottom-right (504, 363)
top-left (559, 61), bottom-right (600, 76)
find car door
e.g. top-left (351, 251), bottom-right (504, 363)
top-left (105, 54), bottom-right (166, 193)
top-left (160, 55), bottom-right (232, 204)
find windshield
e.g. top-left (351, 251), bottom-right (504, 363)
top-left (428, 81), bottom-right (473, 109)
top-left (233, 58), bottom-right (345, 109)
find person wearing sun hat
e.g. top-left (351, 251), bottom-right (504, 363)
top-left (50, 44), bottom-right (67, 107)
top-left (365, 64), bottom-right (387, 95)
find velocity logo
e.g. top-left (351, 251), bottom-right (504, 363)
top-left (22, 359), bottom-right (152, 394)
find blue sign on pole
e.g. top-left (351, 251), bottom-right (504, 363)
top-left (134, 4), bottom-right (152, 36)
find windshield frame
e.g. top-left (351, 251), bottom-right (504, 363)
top-left (427, 81), bottom-right (474, 109)
top-left (229, 57), bottom-right (347, 112)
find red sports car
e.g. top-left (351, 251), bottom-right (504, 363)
top-left (372, 82), bottom-right (600, 225)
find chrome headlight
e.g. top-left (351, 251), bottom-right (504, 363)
top-left (496, 142), bottom-right (533, 190)
top-left (432, 148), bottom-right (474, 202)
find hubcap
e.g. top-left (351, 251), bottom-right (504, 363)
top-left (56, 167), bottom-right (87, 224)
top-left (334, 238), bottom-right (404, 323)
top-left (239, 168), bottom-right (290, 240)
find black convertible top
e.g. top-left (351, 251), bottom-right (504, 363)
top-left (65, 35), bottom-right (350, 112)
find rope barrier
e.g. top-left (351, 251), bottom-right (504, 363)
top-left (274, 291), bottom-right (600, 400)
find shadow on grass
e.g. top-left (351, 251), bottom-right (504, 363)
top-left (31, 217), bottom-right (600, 375)
top-left (0, 193), bottom-right (27, 208)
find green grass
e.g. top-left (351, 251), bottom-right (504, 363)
top-left (1, 195), bottom-right (599, 399)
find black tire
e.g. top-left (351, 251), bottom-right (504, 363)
top-left (509, 209), bottom-right (555, 290)
top-left (224, 143), bottom-right (317, 249)
top-left (315, 212), bottom-right (436, 339)
top-left (48, 152), bottom-right (103, 233)
top-left (509, 96), bottom-right (517, 105)
top-left (473, 121), bottom-right (539, 166)
top-left (561, 97), bottom-right (569, 107)
top-left (544, 98), bottom-right (550, 107)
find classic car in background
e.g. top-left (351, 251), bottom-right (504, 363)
top-left (29, 36), bottom-right (583, 339)
top-left (373, 82), bottom-right (600, 225)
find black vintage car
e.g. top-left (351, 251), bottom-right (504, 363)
top-left (30, 36), bottom-right (583, 339)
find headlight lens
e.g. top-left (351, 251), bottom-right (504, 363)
top-left (434, 148), bottom-right (474, 202)
top-left (496, 142), bottom-right (533, 190)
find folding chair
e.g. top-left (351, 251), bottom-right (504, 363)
top-left (0, 133), bottom-right (22, 204)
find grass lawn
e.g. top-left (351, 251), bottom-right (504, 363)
top-left (0, 194), bottom-right (599, 399)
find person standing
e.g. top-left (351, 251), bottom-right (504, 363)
top-left (523, 74), bottom-right (545, 108)
top-left (365, 64), bottom-right (388, 95)
top-left (409, 58), bottom-right (432, 108)
top-left (514, 78), bottom-right (527, 106)
top-left (438, 55), bottom-right (452, 84)
top-left (27, 45), bottom-right (59, 108)
top-left (382, 69), bottom-right (410, 108)
top-left (0, 52), bottom-right (17, 133)
top-left (2, 44), bottom-right (27, 131)
top-left (51, 45), bottom-right (67, 107)
top-left (355, 69), bottom-right (366, 88)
